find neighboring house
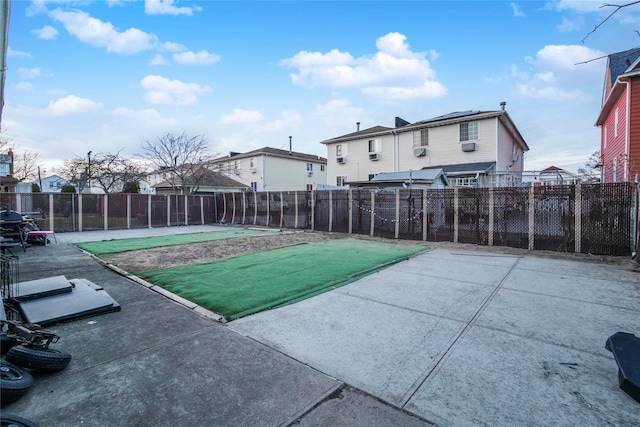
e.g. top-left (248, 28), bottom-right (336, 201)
top-left (537, 166), bottom-right (581, 186)
top-left (0, 150), bottom-right (18, 193)
top-left (321, 106), bottom-right (529, 188)
top-left (347, 168), bottom-right (449, 190)
top-left (208, 147), bottom-right (327, 191)
top-left (152, 168), bottom-right (249, 195)
top-left (596, 47), bottom-right (640, 183)
top-left (36, 174), bottom-right (70, 193)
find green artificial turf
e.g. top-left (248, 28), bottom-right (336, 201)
top-left (75, 229), bottom-right (280, 255)
top-left (138, 239), bottom-right (429, 320)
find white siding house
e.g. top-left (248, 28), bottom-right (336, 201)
top-left (209, 147), bottom-right (327, 192)
top-left (321, 109), bottom-right (529, 188)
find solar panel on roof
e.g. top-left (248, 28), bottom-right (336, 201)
top-left (418, 110), bottom-right (480, 124)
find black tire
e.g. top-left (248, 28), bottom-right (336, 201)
top-left (0, 413), bottom-right (40, 427)
top-left (0, 335), bottom-right (22, 355)
top-left (5, 345), bottom-right (72, 372)
top-left (0, 361), bottom-right (34, 405)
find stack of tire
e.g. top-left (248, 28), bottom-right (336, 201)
top-left (1, 335), bottom-right (72, 427)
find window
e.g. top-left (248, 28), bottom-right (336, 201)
top-left (336, 176), bottom-right (347, 186)
top-left (368, 174), bottom-right (375, 181)
top-left (604, 127), bottom-right (608, 148)
top-left (614, 109), bottom-right (619, 137)
top-left (306, 163), bottom-right (313, 171)
top-left (336, 144), bottom-right (342, 157)
top-left (459, 122), bottom-right (478, 142)
top-left (320, 164), bottom-right (325, 172)
top-left (250, 158), bottom-right (254, 167)
top-left (613, 158), bottom-right (617, 183)
top-left (250, 182), bottom-right (257, 191)
top-left (368, 139), bottom-right (379, 153)
top-left (306, 184), bottom-right (313, 191)
top-left (413, 129), bottom-right (429, 147)
top-left (0, 163), bottom-right (9, 176)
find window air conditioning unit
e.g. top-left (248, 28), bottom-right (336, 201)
top-left (249, 167), bottom-right (257, 173)
top-left (512, 153), bottom-right (519, 162)
top-left (413, 147), bottom-right (427, 157)
top-left (307, 171), bottom-right (313, 177)
top-left (369, 153), bottom-right (380, 161)
top-left (337, 157), bottom-right (346, 164)
top-left (461, 143), bottom-right (476, 152)
top-left (234, 169), bottom-right (240, 175)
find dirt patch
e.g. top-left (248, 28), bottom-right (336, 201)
top-left (101, 229), bottom-right (640, 273)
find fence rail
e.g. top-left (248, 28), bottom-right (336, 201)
top-left (1, 182), bottom-right (637, 256)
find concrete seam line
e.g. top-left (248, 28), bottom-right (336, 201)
top-left (400, 257), bottom-right (523, 408)
top-left (278, 383), bottom-right (345, 427)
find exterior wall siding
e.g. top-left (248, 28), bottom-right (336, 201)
top-left (629, 78), bottom-right (640, 181)
top-left (601, 89), bottom-right (628, 182)
top-left (325, 117), bottom-right (516, 185)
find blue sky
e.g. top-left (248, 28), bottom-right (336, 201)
top-left (4, 0), bottom-right (639, 175)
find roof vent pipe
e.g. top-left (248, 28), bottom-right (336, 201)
top-left (500, 101), bottom-right (506, 111)
top-left (357, 122), bottom-right (360, 131)
top-left (289, 136), bottom-right (292, 155)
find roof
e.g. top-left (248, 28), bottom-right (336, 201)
top-left (321, 110), bottom-right (529, 151)
top-left (370, 168), bottom-right (446, 182)
top-left (153, 169), bottom-right (248, 189)
top-left (608, 47), bottom-right (640, 86)
top-left (425, 161), bottom-right (496, 176)
top-left (212, 146), bottom-right (327, 163)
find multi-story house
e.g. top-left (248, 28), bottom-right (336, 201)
top-left (208, 147), bottom-right (327, 192)
top-left (596, 47), bottom-right (640, 183)
top-left (320, 105), bottom-right (529, 188)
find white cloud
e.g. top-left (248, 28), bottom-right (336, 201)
top-left (144, 0), bottom-right (201, 16)
top-left (112, 107), bottom-right (161, 121)
top-left (13, 82), bottom-right (36, 93)
top-left (556, 16), bottom-right (582, 32)
top-left (44, 95), bottom-right (102, 116)
top-left (161, 41), bottom-right (185, 52)
top-left (150, 54), bottom-right (169, 66)
top-left (49, 9), bottom-right (158, 54)
top-left (257, 110), bottom-right (302, 133)
top-left (141, 75), bottom-right (212, 106)
top-left (32, 25), bottom-right (58, 40)
top-left (314, 99), bottom-right (369, 131)
top-left (514, 44), bottom-right (604, 101)
top-left (18, 67), bottom-right (41, 79)
top-left (219, 109), bottom-right (264, 125)
top-left (173, 50), bottom-right (221, 65)
top-left (281, 32), bottom-right (446, 99)
top-left (510, 2), bottom-right (525, 17)
top-left (8, 48), bottom-right (31, 58)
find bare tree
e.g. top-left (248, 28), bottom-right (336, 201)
top-left (582, 1), bottom-right (640, 42)
top-left (90, 150), bottom-right (147, 193)
top-left (59, 157), bottom-right (90, 193)
top-left (140, 132), bottom-right (215, 194)
top-left (577, 150), bottom-right (602, 183)
top-left (12, 149), bottom-right (43, 181)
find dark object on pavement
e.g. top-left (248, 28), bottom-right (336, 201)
top-left (5, 345), bottom-right (71, 372)
top-left (605, 331), bottom-right (640, 403)
top-left (0, 413), bottom-right (40, 427)
top-left (0, 361), bottom-right (34, 405)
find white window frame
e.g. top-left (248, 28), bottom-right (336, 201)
top-left (413, 129), bottom-right (429, 147)
top-left (614, 109), bottom-right (619, 137)
top-left (320, 164), bottom-right (326, 171)
top-left (336, 176), bottom-right (347, 186)
top-left (336, 144), bottom-right (342, 157)
top-left (368, 139), bottom-right (379, 153)
top-left (459, 122), bottom-right (479, 142)
top-left (306, 163), bottom-right (313, 171)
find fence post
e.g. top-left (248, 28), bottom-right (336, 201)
top-left (241, 193), bottom-right (246, 225)
top-left (488, 188), bottom-right (494, 246)
top-left (328, 190), bottom-right (333, 232)
top-left (200, 195), bottom-right (205, 225)
top-left (311, 190), bottom-right (315, 231)
top-left (279, 191), bottom-right (284, 228)
top-left (294, 192), bottom-right (299, 229)
top-left (253, 193), bottom-right (257, 226)
top-left (183, 195), bottom-right (188, 225)
top-left (370, 190), bottom-right (375, 237)
top-left (348, 189), bottom-right (353, 234)
top-left (78, 194), bottom-right (83, 232)
top-left (166, 195), bottom-right (171, 227)
top-left (395, 190), bottom-right (400, 239)
top-left (528, 186), bottom-right (535, 250)
top-left (575, 183), bottom-right (582, 253)
top-left (147, 194), bottom-right (152, 228)
top-left (453, 188), bottom-right (459, 243)
top-left (48, 194), bottom-right (54, 231)
top-left (127, 194), bottom-right (131, 229)
top-left (103, 194), bottom-right (108, 230)
top-left (231, 193), bottom-right (236, 225)
top-left (221, 193), bottom-right (227, 224)
top-left (422, 189), bottom-right (428, 241)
